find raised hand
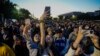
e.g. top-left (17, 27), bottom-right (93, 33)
top-left (23, 19), bottom-right (31, 40)
top-left (77, 25), bottom-right (86, 40)
top-left (88, 33), bottom-right (100, 48)
top-left (73, 25), bottom-right (87, 48)
top-left (40, 11), bottom-right (49, 20)
top-left (23, 25), bottom-right (31, 34)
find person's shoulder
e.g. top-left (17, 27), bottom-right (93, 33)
top-left (4, 43), bottom-right (16, 56)
top-left (94, 45), bottom-right (100, 51)
top-left (0, 43), bottom-right (7, 49)
top-left (91, 47), bottom-right (100, 56)
top-left (1, 43), bottom-right (11, 51)
top-left (0, 43), bottom-right (11, 54)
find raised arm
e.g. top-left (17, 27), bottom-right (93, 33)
top-left (90, 34), bottom-right (100, 49)
top-left (39, 12), bottom-right (47, 47)
top-left (23, 24), bottom-right (31, 41)
top-left (23, 19), bottom-right (38, 56)
top-left (72, 26), bottom-right (85, 49)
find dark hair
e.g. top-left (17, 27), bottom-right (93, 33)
top-left (81, 36), bottom-right (94, 54)
top-left (32, 27), bottom-right (40, 38)
top-left (15, 34), bottom-right (23, 40)
top-left (55, 29), bottom-right (62, 33)
top-left (0, 43), bottom-right (3, 46)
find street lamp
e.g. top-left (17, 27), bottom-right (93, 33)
top-left (71, 15), bottom-right (77, 20)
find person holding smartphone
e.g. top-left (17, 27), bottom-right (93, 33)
top-left (86, 31), bottom-right (100, 56)
top-left (23, 18), bottom-right (38, 56)
top-left (65, 25), bottom-right (100, 56)
top-left (23, 10), bottom-right (54, 56)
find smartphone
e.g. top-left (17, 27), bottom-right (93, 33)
top-left (44, 6), bottom-right (50, 16)
top-left (25, 19), bottom-right (31, 25)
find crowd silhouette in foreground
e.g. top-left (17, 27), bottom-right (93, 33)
top-left (0, 12), bottom-right (100, 56)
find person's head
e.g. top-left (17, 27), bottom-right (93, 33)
top-left (55, 29), bottom-right (62, 38)
top-left (33, 34), bottom-right (40, 43)
top-left (45, 35), bottom-right (53, 47)
top-left (13, 35), bottom-right (22, 45)
top-left (46, 35), bottom-right (53, 43)
top-left (24, 18), bottom-right (31, 27)
top-left (73, 26), bottom-right (79, 33)
top-left (0, 43), bottom-right (15, 56)
top-left (47, 27), bottom-right (52, 35)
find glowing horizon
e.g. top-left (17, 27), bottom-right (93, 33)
top-left (11, 0), bottom-right (100, 18)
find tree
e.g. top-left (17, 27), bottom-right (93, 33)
top-left (0, 0), bottom-right (17, 21)
top-left (19, 8), bottom-right (31, 19)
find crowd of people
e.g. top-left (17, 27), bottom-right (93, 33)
top-left (0, 12), bottom-right (100, 56)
